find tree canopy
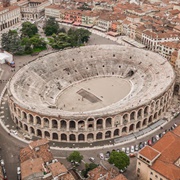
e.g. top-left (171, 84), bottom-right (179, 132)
top-left (108, 151), bottom-right (130, 170)
top-left (43, 17), bottom-right (59, 36)
top-left (67, 151), bottom-right (83, 164)
top-left (21, 22), bottom-right (38, 38)
top-left (1, 30), bottom-right (24, 55)
top-left (81, 163), bottom-right (98, 178)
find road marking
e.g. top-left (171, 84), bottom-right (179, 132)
top-left (54, 156), bottom-right (66, 159)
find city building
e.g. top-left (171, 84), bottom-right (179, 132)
top-left (136, 125), bottom-right (180, 180)
top-left (20, 138), bottom-right (75, 180)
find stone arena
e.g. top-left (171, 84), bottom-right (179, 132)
top-left (7, 45), bottom-right (175, 144)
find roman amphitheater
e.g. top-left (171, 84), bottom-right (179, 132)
top-left (7, 45), bottom-right (175, 144)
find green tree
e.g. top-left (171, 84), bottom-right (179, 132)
top-left (43, 17), bottom-right (59, 36)
top-left (1, 30), bottom-right (24, 54)
top-left (82, 163), bottom-right (98, 178)
top-left (108, 151), bottom-right (130, 170)
top-left (21, 22), bottom-right (38, 38)
top-left (67, 151), bottom-right (83, 164)
top-left (30, 34), bottom-right (46, 49)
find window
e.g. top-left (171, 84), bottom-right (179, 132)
top-left (150, 172), bottom-right (153, 175)
top-left (137, 168), bottom-right (140, 173)
top-left (138, 162), bottom-right (141, 165)
top-left (155, 175), bottom-right (158, 178)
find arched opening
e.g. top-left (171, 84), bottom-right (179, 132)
top-left (160, 97), bottom-right (164, 106)
top-left (136, 121), bottom-right (141, 129)
top-left (97, 119), bottom-right (103, 129)
top-left (122, 126), bottom-right (127, 133)
top-left (156, 100), bottom-right (160, 109)
top-left (88, 118), bottom-right (94, 129)
top-left (44, 131), bottom-right (50, 139)
top-left (78, 120), bottom-right (85, 130)
top-left (106, 118), bottom-right (112, 127)
top-left (19, 121), bottom-right (23, 128)
top-left (22, 111), bottom-right (27, 120)
top-left (158, 109), bottom-right (162, 116)
top-left (61, 134), bottom-right (67, 141)
top-left (15, 117), bottom-right (18, 124)
top-left (18, 109), bottom-right (21, 117)
top-left (154, 112), bottom-right (158, 120)
top-left (105, 131), bottom-right (111, 138)
top-left (29, 114), bottom-right (34, 124)
top-left (129, 124), bottom-right (134, 132)
top-left (24, 124), bottom-right (28, 131)
top-left (149, 115), bottom-right (153, 123)
top-left (30, 127), bottom-right (35, 134)
top-left (96, 132), bottom-right (103, 140)
top-left (69, 134), bottom-right (76, 141)
top-left (36, 116), bottom-right (41, 125)
top-left (53, 133), bottom-right (58, 140)
top-left (87, 133), bottom-right (94, 140)
top-left (37, 129), bottom-right (42, 137)
top-left (60, 120), bottom-right (66, 129)
top-left (114, 129), bottom-right (119, 136)
top-left (69, 121), bottom-right (76, 129)
top-left (44, 118), bottom-right (49, 128)
top-left (137, 109), bottom-right (142, 119)
top-left (78, 134), bottom-right (85, 141)
top-left (131, 112), bottom-right (136, 121)
top-left (144, 106), bottom-right (148, 116)
top-left (143, 118), bottom-right (147, 126)
top-left (52, 119), bottom-right (58, 129)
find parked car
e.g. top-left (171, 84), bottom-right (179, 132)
top-left (159, 133), bottom-right (163, 138)
top-left (139, 142), bottom-right (144, 149)
top-left (0, 159), bottom-right (4, 166)
top-left (125, 147), bottom-right (130, 154)
top-left (119, 167), bottom-right (127, 173)
top-left (130, 146), bottom-right (134, 153)
top-left (152, 137), bottom-right (156, 143)
top-left (135, 144), bottom-right (139, 151)
top-left (174, 123), bottom-right (177, 127)
top-left (17, 167), bottom-right (21, 175)
top-left (144, 141), bottom-right (147, 146)
top-left (148, 139), bottom-right (152, 146)
top-left (155, 134), bottom-right (160, 141)
top-left (89, 157), bottom-right (95, 162)
top-left (121, 147), bottom-right (126, 153)
top-left (129, 153), bottom-right (136, 158)
top-left (116, 149), bottom-right (120, 153)
top-left (99, 153), bottom-right (104, 160)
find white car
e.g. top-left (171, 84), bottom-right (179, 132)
top-left (89, 157), bottom-right (95, 162)
top-left (121, 147), bottom-right (126, 152)
top-left (156, 135), bottom-right (160, 141)
top-left (99, 153), bottom-right (104, 160)
top-left (17, 167), bottom-right (21, 175)
top-left (0, 159), bottom-right (4, 166)
top-left (130, 146), bottom-right (134, 153)
top-left (125, 147), bottom-right (130, 154)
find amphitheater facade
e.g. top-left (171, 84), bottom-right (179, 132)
top-left (7, 45), bottom-right (175, 144)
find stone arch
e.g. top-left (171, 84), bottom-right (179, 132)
top-left (60, 120), bottom-right (67, 129)
top-left (36, 116), bottom-right (41, 125)
top-left (78, 120), bottom-right (85, 130)
top-left (52, 133), bottom-right (58, 140)
top-left (114, 129), bottom-right (119, 136)
top-left (154, 112), bottom-right (158, 120)
top-left (15, 117), bottom-right (18, 124)
top-left (158, 109), bottom-right (162, 116)
top-left (129, 124), bottom-right (134, 132)
top-left (122, 126), bottom-right (127, 133)
top-left (29, 114), bottom-right (34, 124)
top-left (30, 127), bottom-right (35, 134)
top-left (142, 118), bottom-right (147, 126)
top-left (97, 119), bottom-right (103, 129)
top-left (136, 121), bottom-right (141, 129)
top-left (156, 100), bottom-right (160, 109)
top-left (149, 115), bottom-right (153, 123)
top-left (160, 97), bottom-right (164, 106)
top-left (17, 108), bottom-right (21, 117)
top-left (87, 133), bottom-right (94, 140)
top-left (44, 118), bottom-right (49, 128)
top-left (19, 121), bottom-right (23, 128)
top-left (69, 120), bottom-right (76, 129)
top-left (106, 117), bottom-right (112, 127)
top-left (61, 134), bottom-right (67, 141)
top-left (78, 134), bottom-right (85, 141)
top-left (52, 119), bottom-right (58, 129)
top-left (96, 132), bottom-right (103, 140)
top-left (69, 134), bottom-right (76, 141)
top-left (105, 131), bottom-right (111, 139)
top-left (174, 84), bottom-right (179, 95)
top-left (22, 111), bottom-right (27, 120)
top-left (130, 111), bottom-right (135, 121)
top-left (87, 118), bottom-right (94, 129)
top-left (37, 129), bottom-right (42, 137)
top-left (137, 109), bottom-right (142, 119)
top-left (24, 124), bottom-right (28, 131)
top-left (44, 131), bottom-right (50, 139)
top-left (144, 106), bottom-right (149, 116)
